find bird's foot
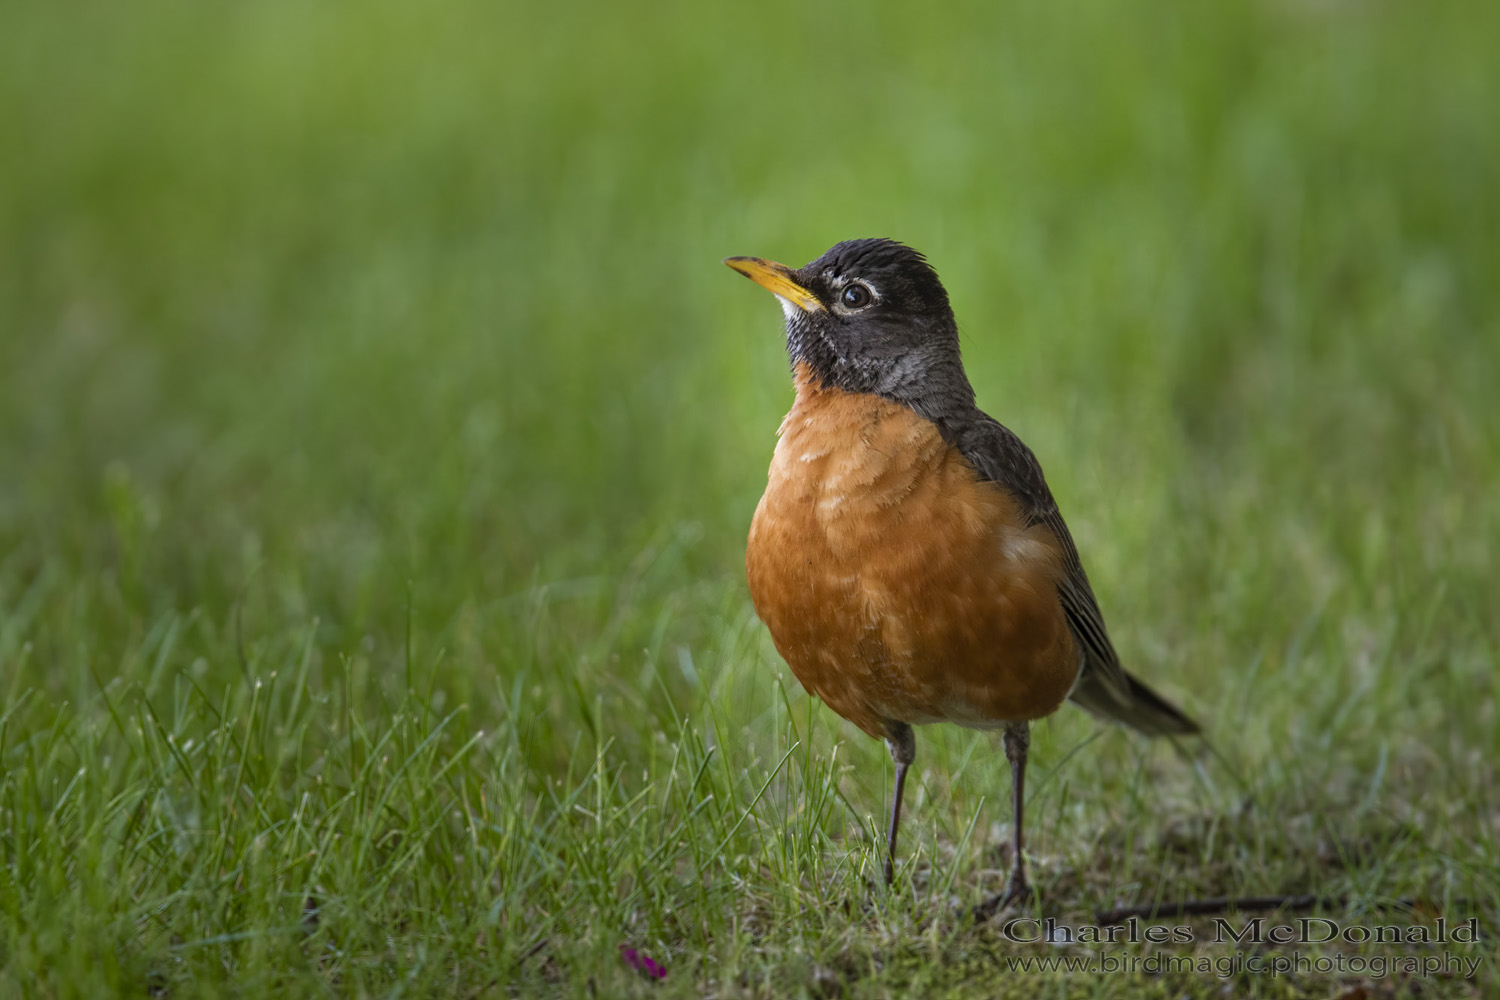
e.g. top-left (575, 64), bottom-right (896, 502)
top-left (974, 870), bottom-right (1035, 921)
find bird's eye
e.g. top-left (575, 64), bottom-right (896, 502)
top-left (840, 283), bottom-right (873, 309)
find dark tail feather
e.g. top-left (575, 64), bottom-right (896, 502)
top-left (1069, 668), bottom-right (1200, 737)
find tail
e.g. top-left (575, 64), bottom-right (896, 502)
top-left (1069, 667), bottom-right (1200, 737)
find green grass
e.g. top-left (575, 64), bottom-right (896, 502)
top-left (2, 0), bottom-right (1498, 995)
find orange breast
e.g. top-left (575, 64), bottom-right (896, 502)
top-left (746, 365), bottom-right (1080, 739)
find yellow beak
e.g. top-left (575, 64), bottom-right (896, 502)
top-left (723, 256), bottom-right (824, 312)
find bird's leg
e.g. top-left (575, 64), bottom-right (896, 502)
top-left (1001, 720), bottom-right (1033, 903)
top-left (976, 721), bottom-right (1034, 919)
top-left (882, 723), bottom-right (916, 886)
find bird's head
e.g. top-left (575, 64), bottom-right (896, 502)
top-left (725, 238), bottom-right (974, 420)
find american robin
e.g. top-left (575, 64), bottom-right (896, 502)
top-left (725, 238), bottom-right (1199, 914)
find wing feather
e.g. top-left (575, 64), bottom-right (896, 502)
top-left (944, 413), bottom-right (1197, 735)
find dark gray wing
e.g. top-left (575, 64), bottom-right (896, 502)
top-left (944, 413), bottom-right (1198, 735)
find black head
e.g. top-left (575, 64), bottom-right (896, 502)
top-left (725, 238), bottom-right (975, 421)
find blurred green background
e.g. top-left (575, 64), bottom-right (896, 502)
top-left (2, 0), bottom-right (1497, 995)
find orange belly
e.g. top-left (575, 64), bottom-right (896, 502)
top-left (746, 365), bottom-right (1080, 739)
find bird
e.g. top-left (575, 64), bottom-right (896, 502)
top-left (725, 238), bottom-right (1199, 915)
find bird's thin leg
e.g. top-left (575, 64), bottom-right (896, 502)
top-left (1002, 720), bottom-right (1032, 902)
top-left (976, 721), bottom-right (1033, 919)
top-left (883, 723), bottom-right (916, 886)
